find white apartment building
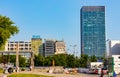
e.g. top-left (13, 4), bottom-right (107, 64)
top-left (55, 41), bottom-right (66, 54)
top-left (5, 41), bottom-right (31, 51)
top-left (112, 55), bottom-right (120, 74)
top-left (109, 40), bottom-right (120, 57)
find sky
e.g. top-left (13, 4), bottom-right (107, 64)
top-left (0, 0), bottom-right (120, 56)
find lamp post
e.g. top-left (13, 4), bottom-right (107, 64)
top-left (70, 45), bottom-right (77, 56)
top-left (16, 42), bottom-right (19, 72)
top-left (106, 39), bottom-right (110, 58)
top-left (73, 45), bottom-right (77, 57)
top-left (31, 51), bottom-right (34, 71)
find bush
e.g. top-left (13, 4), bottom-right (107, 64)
top-left (0, 68), bottom-right (3, 73)
top-left (21, 68), bottom-right (25, 71)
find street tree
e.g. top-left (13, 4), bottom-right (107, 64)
top-left (53, 54), bottom-right (67, 66)
top-left (66, 54), bottom-right (75, 68)
top-left (34, 54), bottom-right (44, 66)
top-left (0, 15), bottom-right (19, 49)
top-left (80, 54), bottom-right (89, 67)
top-left (19, 55), bottom-right (26, 67)
top-left (89, 55), bottom-right (97, 62)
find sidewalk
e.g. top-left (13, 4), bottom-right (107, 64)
top-left (18, 71), bottom-right (97, 77)
top-left (0, 73), bottom-right (7, 77)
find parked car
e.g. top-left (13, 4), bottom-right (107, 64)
top-left (95, 68), bottom-right (108, 74)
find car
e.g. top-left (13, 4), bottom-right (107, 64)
top-left (95, 68), bottom-right (108, 75)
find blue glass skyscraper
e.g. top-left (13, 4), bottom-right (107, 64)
top-left (81, 6), bottom-right (106, 57)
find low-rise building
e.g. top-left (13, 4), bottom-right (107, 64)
top-left (4, 38), bottom-right (66, 57)
top-left (31, 35), bottom-right (42, 55)
top-left (44, 39), bottom-right (55, 57)
top-left (112, 55), bottom-right (120, 74)
top-left (44, 39), bottom-right (66, 57)
top-left (5, 41), bottom-right (31, 51)
top-left (55, 41), bottom-right (66, 54)
top-left (109, 40), bottom-right (120, 57)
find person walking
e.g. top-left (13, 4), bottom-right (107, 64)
top-left (100, 69), bottom-right (104, 77)
top-left (29, 65), bottom-right (32, 71)
top-left (113, 71), bottom-right (117, 77)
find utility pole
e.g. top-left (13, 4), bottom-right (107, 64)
top-left (16, 42), bottom-right (19, 72)
top-left (31, 51), bottom-right (34, 71)
top-left (70, 45), bottom-right (77, 56)
top-left (73, 45), bottom-right (77, 57)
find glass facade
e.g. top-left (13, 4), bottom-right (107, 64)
top-left (81, 6), bottom-right (106, 57)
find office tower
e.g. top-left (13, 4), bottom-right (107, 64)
top-left (81, 6), bottom-right (106, 57)
top-left (31, 35), bottom-right (42, 55)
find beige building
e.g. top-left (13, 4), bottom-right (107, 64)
top-left (44, 39), bottom-right (66, 57)
top-left (31, 36), bottom-right (42, 55)
top-left (4, 37), bottom-right (66, 57)
top-left (55, 41), bottom-right (66, 54)
top-left (5, 41), bottom-right (31, 51)
top-left (5, 35), bottom-right (42, 55)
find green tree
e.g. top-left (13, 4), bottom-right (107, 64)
top-left (66, 54), bottom-right (75, 68)
top-left (58, 54), bottom-right (67, 66)
top-left (0, 55), bottom-right (26, 67)
top-left (34, 54), bottom-right (44, 66)
top-left (0, 15), bottom-right (19, 49)
top-left (1, 55), bottom-right (8, 64)
top-left (9, 55), bottom-right (16, 64)
top-left (19, 56), bottom-right (26, 67)
top-left (52, 54), bottom-right (67, 66)
top-left (0, 55), bottom-right (2, 63)
top-left (89, 55), bottom-right (97, 62)
top-left (75, 56), bottom-right (81, 67)
top-left (100, 56), bottom-right (108, 68)
top-left (80, 54), bottom-right (89, 67)
top-left (44, 56), bottom-right (53, 66)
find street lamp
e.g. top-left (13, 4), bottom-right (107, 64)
top-left (70, 45), bottom-right (77, 56)
top-left (73, 45), bottom-right (77, 56)
top-left (106, 39), bottom-right (110, 58)
top-left (16, 42), bottom-right (19, 72)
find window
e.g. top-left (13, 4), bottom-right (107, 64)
top-left (10, 48), bottom-right (14, 50)
top-left (25, 48), bottom-right (28, 50)
top-left (118, 56), bottom-right (120, 59)
top-left (25, 44), bottom-right (28, 46)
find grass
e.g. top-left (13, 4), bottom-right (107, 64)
top-left (0, 68), bottom-right (3, 73)
top-left (8, 74), bottom-right (54, 77)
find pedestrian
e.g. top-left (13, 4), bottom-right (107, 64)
top-left (8, 67), bottom-right (13, 74)
top-left (16, 66), bottom-right (19, 72)
top-left (100, 69), bottom-right (104, 77)
top-left (113, 71), bottom-right (117, 77)
top-left (29, 65), bottom-right (32, 71)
